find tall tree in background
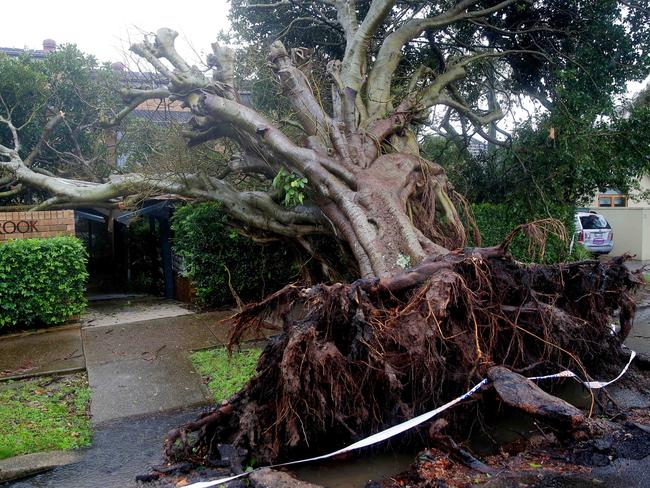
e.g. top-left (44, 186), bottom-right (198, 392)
top-left (0, 47), bottom-right (117, 204)
top-left (414, 0), bottom-right (650, 216)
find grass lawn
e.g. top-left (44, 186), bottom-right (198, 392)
top-left (0, 373), bottom-right (92, 460)
top-left (191, 347), bottom-right (261, 402)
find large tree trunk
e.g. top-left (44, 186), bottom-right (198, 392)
top-left (317, 152), bottom-right (465, 278)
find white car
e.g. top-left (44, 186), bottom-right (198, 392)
top-left (575, 211), bottom-right (613, 254)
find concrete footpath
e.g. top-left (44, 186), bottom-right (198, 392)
top-left (0, 297), bottom-right (273, 424)
top-left (0, 297), bottom-right (270, 486)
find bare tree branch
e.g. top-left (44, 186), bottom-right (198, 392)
top-left (245, 0), bottom-right (292, 8)
top-left (619, 0), bottom-right (650, 14)
top-left (268, 41), bottom-right (331, 144)
top-left (24, 112), bottom-right (65, 166)
top-left (0, 183), bottom-right (23, 198)
top-left (101, 88), bottom-right (171, 127)
top-left (365, 0), bottom-right (521, 120)
top-left (333, 0), bottom-right (358, 44)
top-left (0, 114), bottom-right (20, 154)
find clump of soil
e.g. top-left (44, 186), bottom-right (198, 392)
top-left (162, 247), bottom-right (640, 467)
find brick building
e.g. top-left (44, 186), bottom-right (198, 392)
top-left (0, 211), bottom-right (75, 242)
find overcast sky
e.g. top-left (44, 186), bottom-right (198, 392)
top-left (2, 0), bottom-right (647, 102)
top-left (1, 0), bottom-right (233, 65)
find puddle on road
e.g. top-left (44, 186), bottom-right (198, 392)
top-left (290, 450), bottom-right (415, 488)
top-left (289, 380), bottom-right (600, 487)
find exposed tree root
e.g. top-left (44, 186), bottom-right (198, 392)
top-left (163, 249), bottom-right (641, 466)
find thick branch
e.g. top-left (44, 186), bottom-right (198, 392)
top-left (365, 0), bottom-right (519, 120)
top-left (0, 115), bottom-right (20, 154)
top-left (24, 112), bottom-right (65, 166)
top-left (341, 0), bottom-right (395, 93)
top-left (101, 88), bottom-right (171, 128)
top-left (152, 28), bottom-right (192, 73)
top-left (228, 151), bottom-right (277, 179)
top-left (245, 0), bottom-right (291, 7)
top-left (334, 0), bottom-right (358, 45)
top-left (3, 148), bottom-right (327, 237)
top-left (198, 92), bottom-right (357, 193)
top-left (208, 42), bottom-right (238, 100)
top-left (268, 41), bottom-right (331, 144)
top-left (0, 183), bottom-right (23, 198)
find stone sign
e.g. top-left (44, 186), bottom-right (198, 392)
top-left (0, 210), bottom-right (75, 242)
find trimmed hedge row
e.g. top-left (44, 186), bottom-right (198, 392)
top-left (470, 203), bottom-right (575, 263)
top-left (0, 236), bottom-right (88, 329)
top-left (171, 202), bottom-right (298, 307)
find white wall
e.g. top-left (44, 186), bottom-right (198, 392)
top-left (590, 207), bottom-right (650, 260)
top-left (628, 175), bottom-right (650, 208)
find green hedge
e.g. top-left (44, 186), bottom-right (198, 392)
top-left (0, 236), bottom-right (88, 329)
top-left (470, 203), bottom-right (576, 263)
top-left (171, 202), bottom-right (298, 307)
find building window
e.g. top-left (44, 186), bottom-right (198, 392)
top-left (598, 194), bottom-right (627, 207)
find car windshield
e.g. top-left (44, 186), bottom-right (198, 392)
top-left (580, 215), bottom-right (611, 230)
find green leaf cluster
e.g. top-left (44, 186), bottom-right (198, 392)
top-left (171, 202), bottom-right (298, 307)
top-left (0, 236), bottom-right (88, 329)
top-left (427, 104), bottom-right (650, 221)
top-left (0, 46), bottom-right (119, 204)
top-left (272, 168), bottom-right (308, 207)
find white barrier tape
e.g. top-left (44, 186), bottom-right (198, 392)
top-left (185, 350), bottom-right (636, 488)
top-left (528, 350), bottom-right (636, 389)
top-left (184, 379), bottom-right (490, 488)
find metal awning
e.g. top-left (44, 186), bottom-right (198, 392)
top-left (115, 201), bottom-right (173, 225)
top-left (74, 210), bottom-right (106, 223)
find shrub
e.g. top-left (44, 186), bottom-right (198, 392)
top-left (470, 203), bottom-right (575, 264)
top-left (171, 202), bottom-right (299, 307)
top-left (0, 236), bottom-right (88, 329)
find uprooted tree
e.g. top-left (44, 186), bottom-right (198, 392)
top-left (0, 0), bottom-right (647, 468)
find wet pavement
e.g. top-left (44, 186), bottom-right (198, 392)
top-left (0, 325), bottom-right (84, 379)
top-left (81, 310), bottom-right (261, 424)
top-left (88, 353), bottom-right (211, 424)
top-left (82, 296), bottom-right (195, 328)
top-left (627, 304), bottom-right (650, 357)
top-left (0, 301), bottom-right (270, 425)
top-left (81, 312), bottom-right (230, 366)
top-left (594, 457), bottom-right (650, 488)
top-left (0, 298), bottom-right (247, 486)
top-left (5, 407), bottom-right (204, 488)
